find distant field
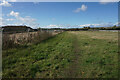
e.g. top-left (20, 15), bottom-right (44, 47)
top-left (3, 31), bottom-right (118, 78)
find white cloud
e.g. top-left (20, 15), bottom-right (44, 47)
top-left (7, 11), bottom-right (38, 28)
top-left (79, 23), bottom-right (114, 27)
top-left (78, 24), bottom-right (105, 27)
top-left (18, 16), bottom-right (37, 25)
top-left (74, 4), bottom-right (87, 13)
top-left (45, 24), bottom-right (59, 28)
top-left (100, 0), bottom-right (119, 2)
top-left (9, 11), bottom-right (19, 17)
top-left (9, 0), bottom-right (17, 2)
top-left (43, 22), bottom-right (115, 28)
top-left (99, 0), bottom-right (119, 4)
top-left (42, 24), bottom-right (66, 28)
top-left (0, 0), bottom-right (12, 7)
top-left (6, 18), bottom-right (15, 21)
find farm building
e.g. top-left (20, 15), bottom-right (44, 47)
top-left (2, 25), bottom-right (34, 33)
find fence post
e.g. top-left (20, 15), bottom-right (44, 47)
top-left (0, 28), bottom-right (3, 79)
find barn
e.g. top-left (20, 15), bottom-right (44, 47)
top-left (2, 25), bottom-right (33, 33)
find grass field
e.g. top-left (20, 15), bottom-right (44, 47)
top-left (2, 31), bottom-right (118, 78)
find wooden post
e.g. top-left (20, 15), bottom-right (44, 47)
top-left (0, 28), bottom-right (3, 79)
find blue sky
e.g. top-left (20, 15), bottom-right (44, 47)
top-left (0, 1), bottom-right (118, 28)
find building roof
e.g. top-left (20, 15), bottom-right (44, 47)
top-left (2, 25), bottom-right (33, 29)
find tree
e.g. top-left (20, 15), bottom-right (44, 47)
top-left (112, 25), bottom-right (117, 30)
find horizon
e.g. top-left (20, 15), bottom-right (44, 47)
top-left (1, 24), bottom-right (118, 29)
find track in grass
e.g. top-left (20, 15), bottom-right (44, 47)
top-left (3, 31), bottom-right (118, 78)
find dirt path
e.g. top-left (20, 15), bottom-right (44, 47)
top-left (64, 32), bottom-right (81, 78)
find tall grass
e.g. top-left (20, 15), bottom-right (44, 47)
top-left (3, 31), bottom-right (57, 50)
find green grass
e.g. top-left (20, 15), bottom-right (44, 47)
top-left (3, 31), bottom-right (118, 78)
top-left (70, 31), bottom-right (118, 78)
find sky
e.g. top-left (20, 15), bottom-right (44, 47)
top-left (0, 0), bottom-right (119, 29)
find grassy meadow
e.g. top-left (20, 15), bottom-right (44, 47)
top-left (2, 31), bottom-right (118, 78)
